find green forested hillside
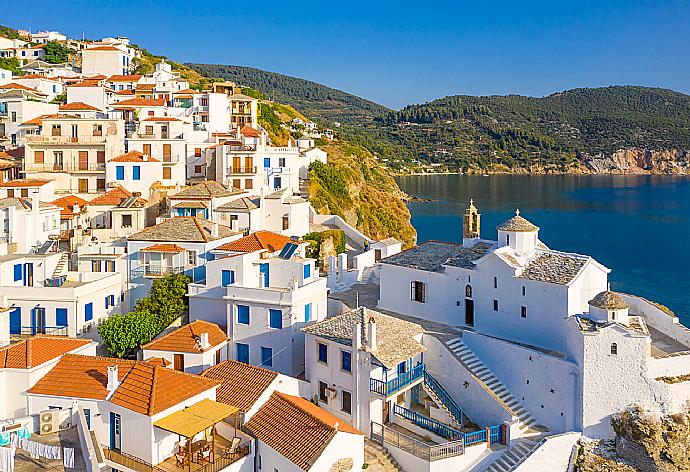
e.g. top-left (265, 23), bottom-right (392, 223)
top-left (187, 63), bottom-right (389, 125)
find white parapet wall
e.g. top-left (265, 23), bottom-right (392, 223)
top-left (513, 432), bottom-right (581, 471)
top-left (620, 293), bottom-right (690, 347)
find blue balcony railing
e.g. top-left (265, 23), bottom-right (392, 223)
top-left (463, 429), bottom-right (487, 446)
top-left (393, 404), bottom-right (463, 440)
top-left (423, 371), bottom-right (464, 426)
top-left (370, 363), bottom-right (425, 396)
top-left (489, 425), bottom-right (501, 444)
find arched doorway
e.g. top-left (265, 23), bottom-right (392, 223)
top-left (465, 285), bottom-right (474, 326)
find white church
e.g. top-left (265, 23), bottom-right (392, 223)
top-left (377, 200), bottom-right (690, 439)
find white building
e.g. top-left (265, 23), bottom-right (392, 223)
top-left (81, 45), bottom-right (133, 77)
top-left (85, 185), bottom-right (148, 240)
top-left (106, 150), bottom-right (163, 196)
top-left (141, 320), bottom-right (228, 374)
top-left (126, 117), bottom-right (187, 187)
top-left (244, 391), bottom-right (364, 472)
top-left (31, 31), bottom-right (67, 44)
top-left (0, 335), bottom-right (95, 420)
top-left (0, 85), bottom-right (58, 147)
top-left (13, 74), bottom-right (64, 101)
top-left (167, 181), bottom-right (244, 221)
top-left (189, 231), bottom-right (328, 377)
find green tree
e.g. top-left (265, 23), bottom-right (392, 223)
top-left (50, 92), bottom-right (67, 104)
top-left (98, 309), bottom-right (159, 358)
top-left (135, 273), bottom-right (190, 330)
top-left (42, 41), bottom-right (71, 64)
top-left (0, 57), bottom-right (23, 75)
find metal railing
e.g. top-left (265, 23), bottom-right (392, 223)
top-left (102, 446), bottom-right (164, 472)
top-left (14, 325), bottom-right (68, 338)
top-left (424, 370), bottom-right (464, 426)
top-left (463, 429), bottom-right (487, 446)
top-left (25, 162), bottom-right (106, 172)
top-left (393, 404), bottom-right (463, 440)
top-left (227, 166), bottom-right (257, 174)
top-left (370, 363), bottom-right (425, 396)
top-left (26, 135), bottom-right (107, 144)
top-left (370, 422), bottom-right (464, 462)
top-left (131, 265), bottom-right (185, 278)
top-left (489, 425), bottom-right (501, 445)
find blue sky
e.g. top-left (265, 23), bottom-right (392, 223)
top-left (4, 0), bottom-right (689, 109)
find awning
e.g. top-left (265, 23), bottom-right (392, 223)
top-left (172, 201), bottom-right (208, 209)
top-left (154, 399), bottom-right (239, 438)
top-left (141, 244), bottom-right (186, 254)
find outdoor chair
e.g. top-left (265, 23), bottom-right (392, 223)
top-left (197, 448), bottom-right (211, 464)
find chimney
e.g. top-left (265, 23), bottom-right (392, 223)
top-left (334, 421), bottom-right (339, 432)
top-left (352, 322), bottom-right (362, 350)
top-left (31, 189), bottom-right (39, 219)
top-left (367, 316), bottom-right (377, 351)
top-left (200, 332), bottom-right (210, 350)
top-left (211, 222), bottom-right (219, 238)
top-left (107, 365), bottom-right (119, 392)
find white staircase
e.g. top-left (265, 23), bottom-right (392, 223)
top-left (445, 337), bottom-right (542, 434)
top-left (52, 253), bottom-right (69, 278)
top-left (364, 438), bottom-right (402, 472)
top-left (422, 382), bottom-right (463, 430)
top-left (486, 437), bottom-right (542, 471)
top-left (359, 265), bottom-right (379, 284)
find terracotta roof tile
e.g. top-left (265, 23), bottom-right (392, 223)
top-left (129, 216), bottom-right (238, 242)
top-left (141, 116), bottom-right (180, 122)
top-left (0, 178), bottom-right (52, 188)
top-left (113, 98), bottom-right (166, 107)
top-left (85, 46), bottom-right (120, 52)
top-left (141, 243), bottom-right (186, 254)
top-left (88, 186), bottom-right (146, 206)
top-left (0, 336), bottom-right (92, 369)
top-left (240, 125), bottom-right (260, 138)
top-left (107, 74), bottom-right (142, 82)
top-left (143, 320), bottom-right (227, 354)
top-left (0, 83), bottom-right (48, 95)
top-left (115, 89), bottom-right (135, 95)
top-left (216, 231), bottom-right (291, 253)
top-left (200, 360), bottom-right (278, 411)
top-left (109, 150), bottom-right (160, 163)
top-left (51, 195), bottom-right (87, 218)
top-left (28, 354), bottom-right (219, 415)
top-left (20, 114), bottom-right (59, 126)
top-left (245, 392), bottom-right (362, 470)
top-left (136, 83), bottom-right (155, 91)
top-left (59, 101), bottom-right (100, 111)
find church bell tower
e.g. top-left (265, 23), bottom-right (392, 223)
top-left (463, 199), bottom-right (481, 246)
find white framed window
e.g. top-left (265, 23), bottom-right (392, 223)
top-left (188, 250), bottom-right (197, 266)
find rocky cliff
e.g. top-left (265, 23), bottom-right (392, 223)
top-left (586, 148), bottom-right (690, 174)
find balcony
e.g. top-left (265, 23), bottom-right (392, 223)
top-left (131, 265), bottom-right (185, 278)
top-left (227, 166), bottom-right (257, 175)
top-left (12, 325), bottom-right (68, 339)
top-left (25, 135), bottom-right (107, 145)
top-left (25, 162), bottom-right (106, 172)
top-left (370, 363), bottom-right (425, 396)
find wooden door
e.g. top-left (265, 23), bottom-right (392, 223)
top-left (244, 156), bottom-right (253, 171)
top-left (232, 156), bottom-right (241, 171)
top-left (163, 167), bottom-right (171, 180)
top-left (173, 354), bottom-right (184, 371)
top-left (78, 151), bottom-right (88, 170)
top-left (78, 178), bottom-right (88, 194)
top-left (143, 144), bottom-right (151, 156)
top-left (163, 144), bottom-right (171, 162)
top-left (465, 299), bottom-right (475, 327)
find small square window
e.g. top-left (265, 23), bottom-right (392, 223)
top-left (318, 343), bottom-right (328, 364)
top-left (269, 309), bottom-right (282, 329)
top-left (341, 390), bottom-right (352, 414)
top-left (341, 351), bottom-right (351, 372)
top-left (237, 305), bottom-right (250, 325)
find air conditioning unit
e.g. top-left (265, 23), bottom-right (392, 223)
top-left (325, 387), bottom-right (337, 400)
top-left (39, 410), bottom-right (59, 435)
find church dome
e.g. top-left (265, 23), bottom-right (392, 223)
top-left (589, 291), bottom-right (629, 310)
top-left (496, 210), bottom-right (539, 232)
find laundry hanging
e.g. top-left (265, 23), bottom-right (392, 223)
top-left (0, 445), bottom-right (15, 472)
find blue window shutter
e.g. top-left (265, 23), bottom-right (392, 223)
top-left (13, 263), bottom-right (22, 281)
top-left (303, 263), bottom-right (311, 279)
top-left (261, 347), bottom-right (272, 367)
top-left (133, 166), bottom-right (141, 180)
top-left (9, 308), bottom-right (21, 334)
top-left (222, 270), bottom-right (232, 287)
top-left (305, 303), bottom-right (312, 322)
top-left (259, 263), bottom-right (269, 286)
top-left (109, 412), bottom-right (115, 448)
top-left (85, 302), bottom-right (93, 321)
top-left (237, 343), bottom-right (249, 364)
top-left (269, 309), bottom-right (282, 329)
top-left (56, 308), bottom-right (68, 327)
top-left (237, 305), bottom-right (250, 324)
top-left (116, 166), bottom-right (125, 180)
top-left (341, 351), bottom-right (351, 372)
top-left (263, 157), bottom-right (270, 168)
top-left (105, 296), bottom-right (109, 309)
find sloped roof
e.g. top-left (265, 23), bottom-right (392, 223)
top-left (302, 307), bottom-right (426, 369)
top-left (170, 181), bottom-right (239, 199)
top-left (519, 253), bottom-right (587, 285)
top-left (88, 186), bottom-right (146, 206)
top-left (107, 74), bottom-right (143, 82)
top-left (0, 178), bottom-right (51, 188)
top-left (215, 231), bottom-right (292, 253)
top-left (110, 150), bottom-right (160, 163)
top-left (381, 240), bottom-right (492, 273)
top-left (128, 216), bottom-right (238, 242)
top-left (245, 392), bottom-right (362, 470)
top-left (85, 46), bottom-right (120, 52)
top-left (59, 101), bottom-right (100, 111)
top-left (0, 83), bottom-right (47, 95)
top-left (27, 354), bottom-right (219, 416)
top-left (51, 195), bottom-right (87, 219)
top-left (497, 213), bottom-right (540, 232)
top-left (113, 98), bottom-right (166, 107)
top-left (140, 243), bottom-right (186, 253)
top-left (240, 125), bottom-right (260, 138)
top-left (143, 320), bottom-right (227, 353)
top-left (141, 116), bottom-right (180, 122)
top-left (216, 197), bottom-right (258, 212)
top-left (589, 291), bottom-right (629, 310)
top-left (0, 336), bottom-right (92, 369)
top-left (200, 360), bottom-right (278, 412)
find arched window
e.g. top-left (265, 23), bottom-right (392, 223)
top-left (610, 343), bottom-right (618, 355)
top-left (465, 285), bottom-right (472, 298)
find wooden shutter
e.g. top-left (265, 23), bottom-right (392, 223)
top-left (163, 167), bottom-right (171, 180)
top-left (34, 151), bottom-right (44, 164)
top-left (78, 151), bottom-right (88, 170)
top-left (96, 151), bottom-right (105, 163)
top-left (163, 144), bottom-right (171, 161)
top-left (143, 144), bottom-right (151, 156)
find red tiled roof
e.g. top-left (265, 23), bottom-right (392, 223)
top-left (140, 243), bottom-right (186, 254)
top-left (201, 360), bottom-right (278, 411)
top-left (51, 195), bottom-right (87, 219)
top-left (0, 336), bottom-right (93, 369)
top-left (109, 150), bottom-right (160, 163)
top-left (216, 231), bottom-right (291, 253)
top-left (245, 392), bottom-right (363, 470)
top-left (88, 186), bottom-right (146, 206)
top-left (17, 74), bottom-right (59, 82)
top-left (0, 83), bottom-right (48, 95)
top-left (59, 101), bottom-right (100, 111)
top-left (240, 125), bottom-right (260, 138)
top-left (20, 114), bottom-right (60, 126)
top-left (136, 83), bottom-right (155, 91)
top-left (115, 89), bottom-right (135, 95)
top-left (113, 98), bottom-right (166, 107)
top-left (28, 354), bottom-right (219, 415)
top-left (143, 320), bottom-right (227, 353)
top-left (107, 74), bottom-right (143, 82)
top-left (142, 116), bottom-right (179, 122)
top-left (85, 46), bottom-right (120, 52)
top-left (0, 178), bottom-right (51, 188)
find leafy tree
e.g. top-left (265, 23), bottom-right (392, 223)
top-left (135, 273), bottom-right (190, 330)
top-left (98, 309), bottom-right (159, 358)
top-left (50, 92), bottom-right (67, 104)
top-left (0, 57), bottom-right (23, 75)
top-left (42, 41), bottom-right (71, 64)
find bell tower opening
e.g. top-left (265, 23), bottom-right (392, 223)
top-left (463, 199), bottom-right (481, 246)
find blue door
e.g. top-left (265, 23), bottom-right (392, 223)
top-left (110, 412), bottom-right (121, 450)
top-left (55, 308), bottom-right (68, 328)
top-left (9, 308), bottom-right (21, 335)
top-left (85, 302), bottom-right (93, 322)
top-left (259, 263), bottom-right (269, 287)
top-left (236, 343), bottom-right (249, 364)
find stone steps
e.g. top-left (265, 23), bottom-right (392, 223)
top-left (445, 337), bottom-right (543, 434)
top-left (364, 438), bottom-right (402, 472)
top-left (486, 438), bottom-right (542, 472)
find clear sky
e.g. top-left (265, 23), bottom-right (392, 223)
top-left (4, 0), bottom-right (689, 109)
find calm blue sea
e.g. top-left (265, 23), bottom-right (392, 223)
top-left (396, 174), bottom-right (690, 326)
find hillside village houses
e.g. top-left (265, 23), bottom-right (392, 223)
top-left (3, 26), bottom-right (690, 472)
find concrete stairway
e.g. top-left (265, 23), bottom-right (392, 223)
top-left (52, 253), bottom-right (69, 277)
top-left (364, 438), bottom-right (402, 472)
top-left (445, 337), bottom-right (541, 434)
top-left (359, 265), bottom-right (379, 284)
top-left (486, 437), bottom-right (542, 472)
top-left (298, 178), bottom-right (311, 199)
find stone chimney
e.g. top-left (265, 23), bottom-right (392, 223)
top-left (200, 332), bottom-right (210, 350)
top-left (366, 316), bottom-right (377, 351)
top-left (107, 365), bottom-right (120, 393)
top-left (352, 322), bottom-right (362, 350)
